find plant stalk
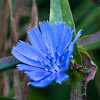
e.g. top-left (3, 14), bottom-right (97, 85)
top-left (71, 75), bottom-right (82, 100)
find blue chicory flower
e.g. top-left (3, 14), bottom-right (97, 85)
top-left (12, 21), bottom-right (81, 88)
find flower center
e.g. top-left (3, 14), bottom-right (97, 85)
top-left (44, 53), bottom-right (61, 73)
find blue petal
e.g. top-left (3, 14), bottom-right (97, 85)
top-left (39, 21), bottom-right (55, 57)
top-left (27, 27), bottom-right (51, 65)
top-left (13, 41), bottom-right (39, 61)
top-left (27, 27), bottom-right (47, 54)
top-left (17, 64), bottom-right (45, 71)
top-left (27, 73), bottom-right (56, 88)
top-left (39, 21), bottom-right (54, 47)
top-left (61, 43), bottom-right (74, 71)
top-left (57, 26), bottom-right (72, 55)
top-left (17, 64), bottom-right (34, 71)
top-left (54, 22), bottom-right (65, 47)
top-left (55, 72), bottom-right (69, 84)
top-left (25, 71), bottom-right (50, 81)
top-left (63, 59), bottom-right (70, 72)
top-left (60, 49), bottom-right (69, 66)
top-left (17, 64), bottom-right (50, 81)
top-left (60, 30), bottom-right (81, 71)
top-left (12, 49), bottom-right (44, 68)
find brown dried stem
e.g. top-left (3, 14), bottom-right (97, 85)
top-left (15, 0), bottom-right (21, 31)
top-left (8, 0), bottom-right (21, 99)
top-left (25, 0), bottom-right (30, 7)
top-left (0, 0), bottom-right (9, 96)
top-left (0, 0), bottom-right (9, 57)
top-left (8, 0), bottom-right (18, 45)
top-left (31, 0), bottom-right (38, 28)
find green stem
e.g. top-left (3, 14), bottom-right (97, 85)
top-left (0, 56), bottom-right (21, 72)
top-left (71, 75), bottom-right (82, 100)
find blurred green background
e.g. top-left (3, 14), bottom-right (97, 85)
top-left (0, 0), bottom-right (100, 100)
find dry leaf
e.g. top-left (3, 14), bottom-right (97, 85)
top-left (81, 53), bottom-right (98, 100)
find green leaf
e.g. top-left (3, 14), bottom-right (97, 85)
top-left (79, 32), bottom-right (100, 51)
top-left (80, 40), bottom-right (100, 51)
top-left (49, 0), bottom-right (63, 28)
top-left (60, 0), bottom-right (75, 30)
top-left (78, 47), bottom-right (90, 58)
top-left (73, 44), bottom-right (83, 66)
top-left (0, 56), bottom-right (21, 72)
top-left (83, 67), bottom-right (90, 73)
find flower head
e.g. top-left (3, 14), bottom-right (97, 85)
top-left (12, 21), bottom-right (81, 88)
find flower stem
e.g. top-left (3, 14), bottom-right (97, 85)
top-left (71, 75), bottom-right (82, 100)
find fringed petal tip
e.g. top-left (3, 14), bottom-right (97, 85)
top-left (39, 21), bottom-right (66, 27)
top-left (27, 27), bottom-right (35, 34)
top-left (78, 29), bottom-right (82, 33)
top-left (71, 30), bottom-right (75, 33)
top-left (54, 21), bottom-right (65, 27)
top-left (27, 21), bottom-right (49, 33)
top-left (17, 64), bottom-right (30, 71)
top-left (11, 40), bottom-right (20, 52)
top-left (39, 21), bottom-right (49, 26)
top-left (17, 65), bottom-right (23, 71)
top-left (27, 81), bottom-right (52, 88)
top-left (55, 73), bottom-right (69, 84)
top-left (77, 29), bottom-right (82, 38)
top-left (27, 82), bottom-right (30, 86)
top-left (27, 82), bottom-right (43, 88)
top-left (27, 26), bottom-right (39, 35)
top-left (11, 40), bottom-right (24, 51)
top-left (73, 29), bottom-right (82, 44)
top-left (77, 29), bottom-right (82, 37)
top-left (55, 21), bottom-right (65, 24)
top-left (56, 81), bottom-right (62, 84)
top-left (27, 82), bottom-right (46, 88)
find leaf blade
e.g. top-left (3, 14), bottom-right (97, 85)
top-left (79, 31), bottom-right (100, 51)
top-left (60, 0), bottom-right (75, 30)
top-left (49, 0), bottom-right (63, 28)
